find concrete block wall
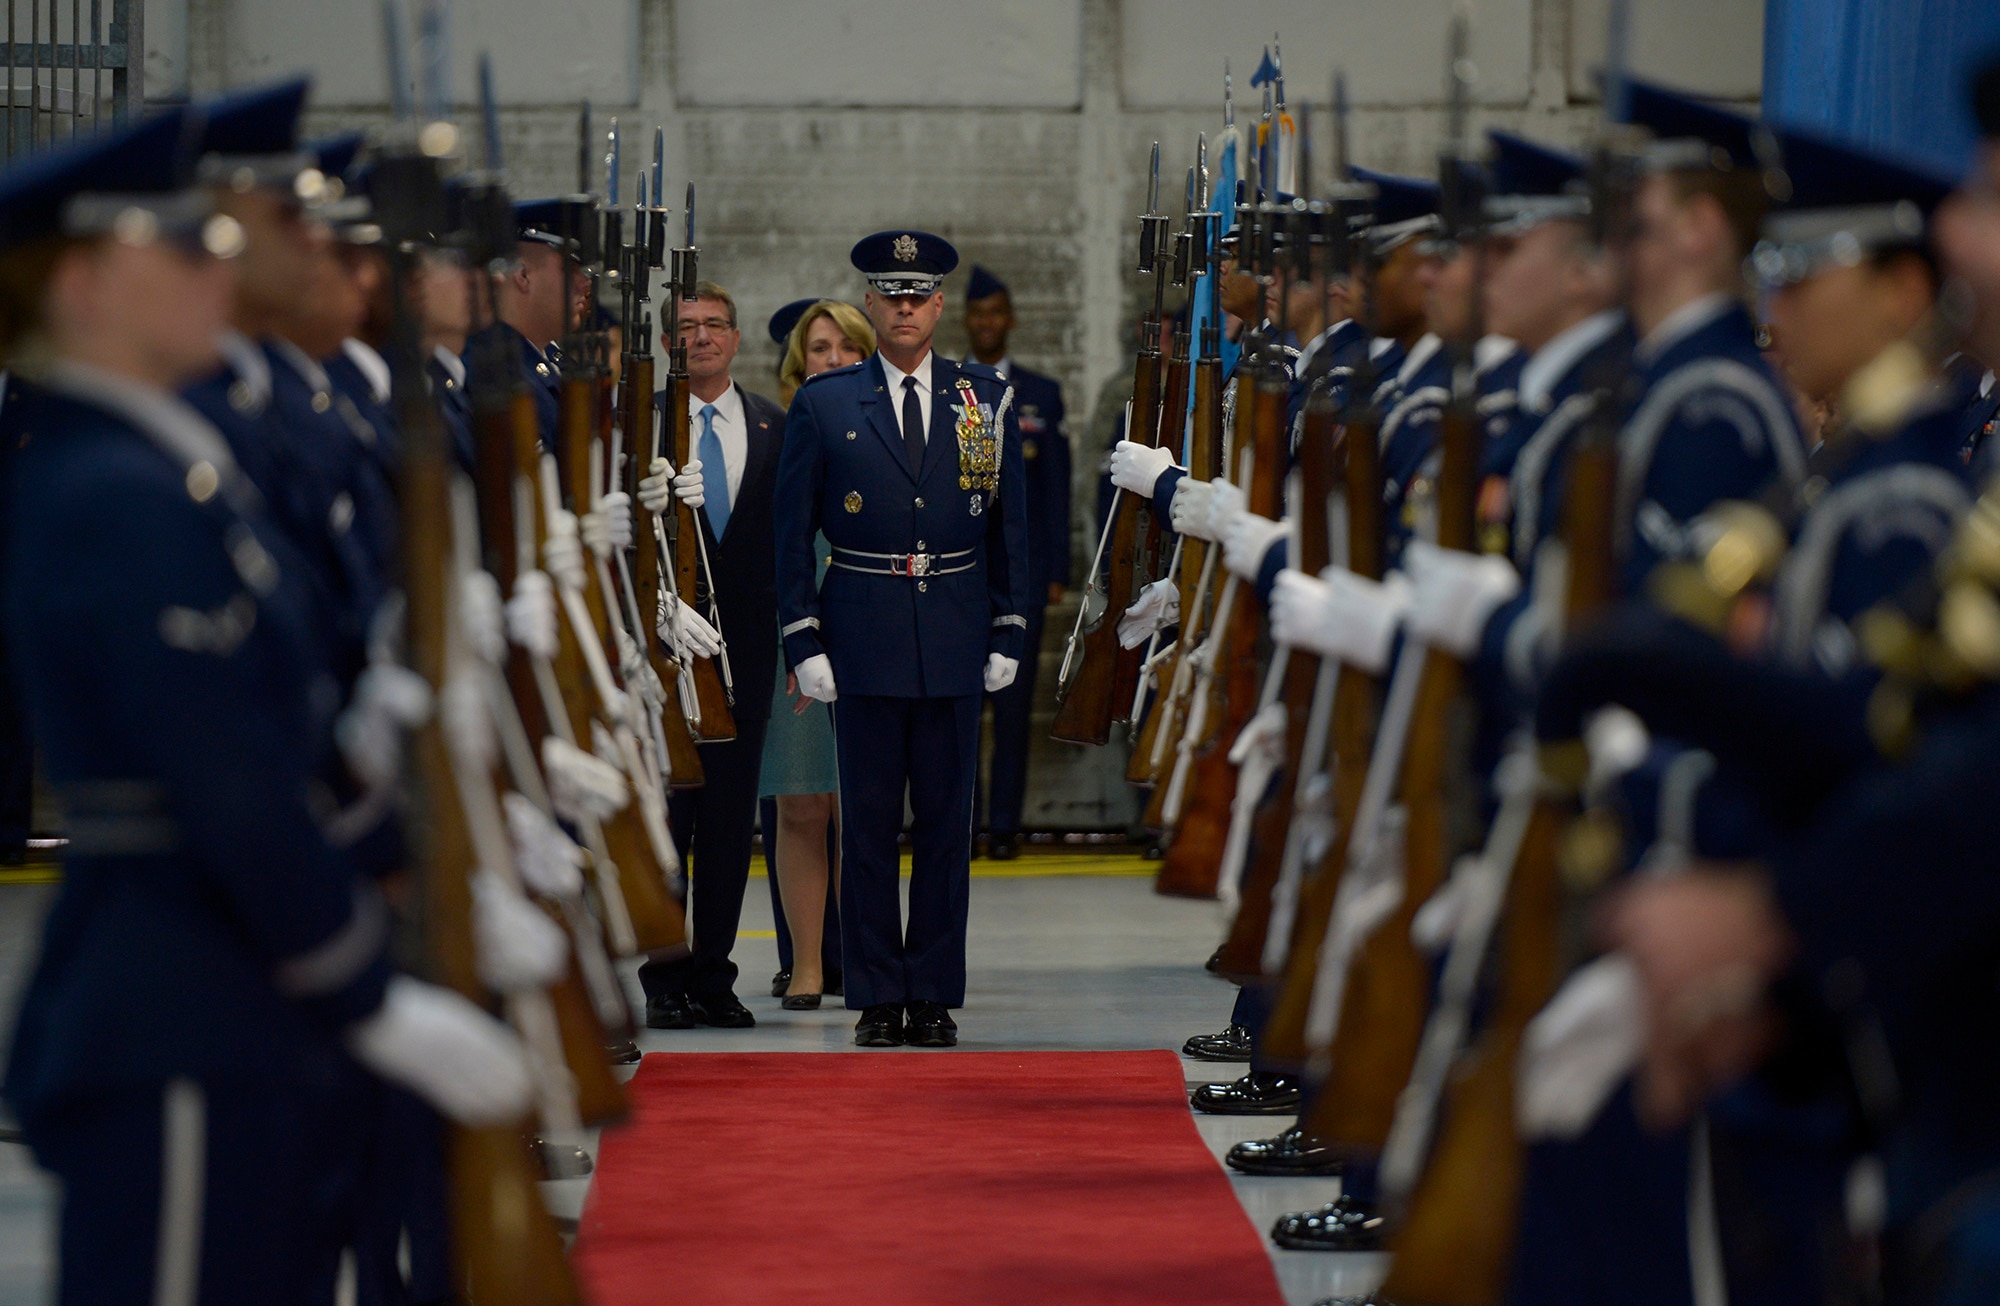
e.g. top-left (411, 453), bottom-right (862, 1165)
top-left (149, 0), bottom-right (1761, 830)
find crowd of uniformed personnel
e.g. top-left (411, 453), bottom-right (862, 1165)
top-left (1062, 34), bottom-right (2000, 1306)
top-left (1, 13), bottom-right (2000, 1306)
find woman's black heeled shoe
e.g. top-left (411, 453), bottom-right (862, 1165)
top-left (781, 992), bottom-right (823, 1011)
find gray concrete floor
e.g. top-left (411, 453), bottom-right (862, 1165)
top-left (0, 870), bottom-right (1386, 1305)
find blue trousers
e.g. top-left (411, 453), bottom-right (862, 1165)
top-left (833, 693), bottom-right (980, 1009)
top-left (31, 1073), bottom-right (355, 1305)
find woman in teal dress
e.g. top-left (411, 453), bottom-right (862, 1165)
top-left (760, 299), bottom-right (873, 1006)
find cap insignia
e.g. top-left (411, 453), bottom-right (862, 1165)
top-left (893, 234), bottom-right (918, 263)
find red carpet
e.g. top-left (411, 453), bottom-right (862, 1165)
top-left (572, 1049), bottom-right (1286, 1306)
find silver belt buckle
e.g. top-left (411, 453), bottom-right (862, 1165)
top-left (897, 552), bottom-right (934, 577)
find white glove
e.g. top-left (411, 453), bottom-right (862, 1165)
top-left (671, 458), bottom-right (706, 509)
top-left (637, 457), bottom-right (675, 514)
top-left (984, 653), bottom-right (1019, 693)
top-left (460, 569), bottom-right (508, 667)
top-left (1268, 568), bottom-right (1411, 674)
top-left (1518, 953), bottom-right (1644, 1140)
top-left (580, 490), bottom-right (634, 557)
top-left (1402, 540), bottom-right (1520, 658)
top-left (542, 510), bottom-right (587, 592)
top-left (346, 976), bottom-right (532, 1126)
top-left (1169, 477), bottom-right (1218, 539)
top-left (472, 870), bottom-right (569, 993)
top-left (335, 663), bottom-right (433, 789)
top-left (505, 571), bottom-right (558, 660)
top-left (542, 736), bottom-right (629, 824)
top-left (502, 792), bottom-right (585, 899)
top-left (795, 653), bottom-right (837, 703)
top-left (1221, 511), bottom-right (1287, 582)
top-left (1109, 440), bottom-right (1177, 497)
top-left (1117, 577), bottom-right (1181, 649)
top-left (657, 593), bottom-right (723, 659)
top-left (1203, 480), bottom-right (1247, 542)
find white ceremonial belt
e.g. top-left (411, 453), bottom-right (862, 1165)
top-left (830, 547), bottom-right (975, 578)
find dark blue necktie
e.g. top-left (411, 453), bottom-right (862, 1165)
top-left (901, 375), bottom-right (924, 476)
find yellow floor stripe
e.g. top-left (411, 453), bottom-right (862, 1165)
top-left (0, 865), bottom-right (61, 886)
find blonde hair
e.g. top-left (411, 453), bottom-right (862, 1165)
top-left (779, 299), bottom-right (875, 403)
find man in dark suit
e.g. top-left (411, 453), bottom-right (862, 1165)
top-left (637, 280), bottom-right (785, 1029)
top-left (775, 231), bottom-right (1031, 1049)
top-left (962, 265), bottom-right (1071, 859)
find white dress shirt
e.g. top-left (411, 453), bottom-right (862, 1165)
top-left (687, 381), bottom-right (748, 503)
top-left (877, 349), bottom-right (935, 443)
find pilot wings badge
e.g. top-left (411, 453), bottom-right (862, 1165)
top-left (953, 379), bottom-right (1010, 494)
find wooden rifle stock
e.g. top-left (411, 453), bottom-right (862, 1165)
top-left (1305, 388), bottom-right (1484, 1152)
top-left (622, 353), bottom-right (706, 787)
top-left (1126, 330), bottom-right (1197, 783)
top-left (1377, 409), bottom-right (1622, 1306)
top-left (1209, 382), bottom-right (1343, 969)
top-left (1257, 390), bottom-right (1387, 1066)
top-left (1155, 358), bottom-right (1288, 898)
top-left (662, 368), bottom-right (738, 742)
top-left (1108, 345), bottom-right (1169, 715)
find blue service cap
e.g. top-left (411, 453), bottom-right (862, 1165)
top-left (851, 229), bottom-right (957, 295)
top-left (515, 197), bottom-right (569, 251)
top-left (1621, 77), bottom-right (1764, 173)
top-left (768, 296), bottom-right (823, 346)
top-left (0, 103), bottom-right (228, 253)
top-left (1483, 130), bottom-right (1590, 235)
top-left (1352, 167), bottom-right (1442, 255)
top-left (195, 78), bottom-right (317, 194)
top-left (307, 132), bottom-right (367, 184)
top-left (1749, 125), bottom-right (1957, 289)
top-left (965, 264), bottom-right (1008, 302)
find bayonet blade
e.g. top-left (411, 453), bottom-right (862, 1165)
top-left (1146, 141), bottom-right (1160, 214)
top-left (381, 0), bottom-right (413, 123)
top-left (684, 181), bottom-right (695, 247)
top-left (416, 0), bottom-right (448, 124)
top-left (1333, 70), bottom-right (1348, 182)
top-left (1224, 57), bottom-right (1233, 128)
top-left (1197, 131), bottom-right (1209, 206)
top-left (607, 117), bottom-right (620, 208)
top-left (477, 52), bottom-right (501, 171)
top-left (579, 100), bottom-right (592, 195)
top-left (1603, 0), bottom-right (1632, 123)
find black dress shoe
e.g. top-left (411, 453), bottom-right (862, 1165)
top-left (988, 832), bottom-right (1019, 861)
top-left (645, 992), bottom-right (699, 1030)
top-left (1270, 1194), bottom-right (1387, 1251)
top-left (1181, 1023), bottom-right (1254, 1062)
top-left (603, 1038), bottom-right (642, 1065)
top-left (1190, 1072), bottom-right (1301, 1115)
top-left (1226, 1125), bottom-right (1343, 1176)
top-left (781, 992), bottom-right (822, 1011)
top-left (855, 1003), bottom-right (905, 1047)
top-left (688, 994), bottom-right (756, 1028)
top-left (904, 1001), bottom-right (958, 1048)
top-left (770, 968), bottom-right (792, 998)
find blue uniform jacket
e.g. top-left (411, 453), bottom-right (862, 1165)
top-left (1, 374), bottom-right (389, 1126)
top-left (776, 352), bottom-right (1031, 698)
top-left (268, 342), bottom-right (401, 590)
top-left (463, 322), bottom-right (559, 452)
top-left (1006, 362), bottom-right (1072, 595)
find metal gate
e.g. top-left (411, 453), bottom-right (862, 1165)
top-left (1, 0), bottom-right (141, 160)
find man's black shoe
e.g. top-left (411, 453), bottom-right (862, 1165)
top-left (1181, 1023), bottom-right (1254, 1062)
top-left (855, 1004), bottom-right (905, 1047)
top-left (988, 832), bottom-right (1019, 861)
top-left (905, 1001), bottom-right (958, 1048)
top-left (1190, 1072), bottom-right (1301, 1115)
top-left (1270, 1195), bottom-right (1387, 1251)
top-left (770, 968), bottom-right (792, 998)
top-left (603, 1039), bottom-right (643, 1064)
top-left (1226, 1126), bottom-right (1343, 1176)
top-left (689, 994), bottom-right (756, 1028)
top-left (645, 993), bottom-right (699, 1030)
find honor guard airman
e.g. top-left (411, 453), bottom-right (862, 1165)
top-left (774, 229), bottom-right (1030, 1048)
top-left (462, 198), bottom-right (571, 451)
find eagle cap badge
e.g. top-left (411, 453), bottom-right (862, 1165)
top-left (893, 234), bottom-right (918, 263)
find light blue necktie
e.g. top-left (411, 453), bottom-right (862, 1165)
top-left (697, 403), bottom-right (730, 538)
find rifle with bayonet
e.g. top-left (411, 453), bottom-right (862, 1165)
top-left (656, 180), bottom-right (740, 744)
top-left (1051, 142), bottom-right (1171, 746)
top-left (372, 30), bottom-right (581, 1298)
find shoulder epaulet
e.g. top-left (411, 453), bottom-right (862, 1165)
top-left (800, 361), bottom-right (866, 388)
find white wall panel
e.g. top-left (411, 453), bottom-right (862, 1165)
top-left (1569, 0), bottom-right (1763, 101)
top-left (674, 0), bottom-right (1083, 108)
top-left (1121, 0), bottom-right (1538, 108)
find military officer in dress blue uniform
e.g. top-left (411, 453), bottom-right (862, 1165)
top-left (961, 264), bottom-right (1071, 860)
top-left (775, 230), bottom-right (1030, 1049)
top-left (0, 102), bottom-right (528, 1306)
top-left (462, 198), bottom-right (572, 451)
